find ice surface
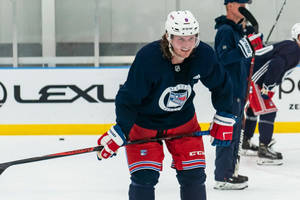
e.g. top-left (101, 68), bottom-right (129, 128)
top-left (0, 134), bottom-right (299, 200)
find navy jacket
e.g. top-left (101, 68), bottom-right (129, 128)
top-left (214, 15), bottom-right (251, 100)
top-left (115, 40), bottom-right (233, 137)
top-left (253, 40), bottom-right (300, 88)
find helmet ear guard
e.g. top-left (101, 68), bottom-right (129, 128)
top-left (165, 10), bottom-right (200, 47)
top-left (291, 23), bottom-right (300, 42)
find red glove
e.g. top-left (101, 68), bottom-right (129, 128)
top-left (248, 33), bottom-right (263, 51)
top-left (249, 81), bottom-right (278, 115)
top-left (210, 112), bottom-right (237, 146)
top-left (238, 33), bottom-right (263, 58)
top-left (97, 124), bottom-right (127, 160)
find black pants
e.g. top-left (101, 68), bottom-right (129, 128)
top-left (215, 97), bottom-right (244, 181)
top-left (244, 107), bottom-right (277, 145)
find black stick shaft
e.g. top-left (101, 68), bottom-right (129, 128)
top-left (265, 0), bottom-right (287, 43)
top-left (0, 146), bottom-right (102, 175)
top-left (234, 6), bottom-right (259, 177)
top-left (238, 7), bottom-right (259, 33)
top-left (0, 130), bottom-right (209, 175)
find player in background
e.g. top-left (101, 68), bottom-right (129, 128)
top-left (96, 10), bottom-right (236, 200)
top-left (242, 23), bottom-right (300, 165)
top-left (213, 0), bottom-right (263, 190)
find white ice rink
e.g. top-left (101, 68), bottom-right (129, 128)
top-left (0, 133), bottom-right (299, 200)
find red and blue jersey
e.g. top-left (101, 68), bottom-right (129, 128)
top-left (115, 40), bottom-right (233, 137)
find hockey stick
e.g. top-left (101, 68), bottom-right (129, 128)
top-left (265, 0), bottom-right (287, 44)
top-left (0, 130), bottom-right (209, 175)
top-left (239, 7), bottom-right (258, 34)
top-left (234, 7), bottom-right (258, 178)
top-left (233, 55), bottom-right (256, 177)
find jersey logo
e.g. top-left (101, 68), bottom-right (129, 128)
top-left (140, 150), bottom-right (147, 156)
top-left (174, 65), bottom-right (181, 72)
top-left (159, 84), bottom-right (192, 112)
top-left (167, 91), bottom-right (187, 107)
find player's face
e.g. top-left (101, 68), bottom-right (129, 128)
top-left (171, 35), bottom-right (197, 58)
top-left (228, 2), bottom-right (246, 22)
top-left (298, 35), bottom-right (300, 47)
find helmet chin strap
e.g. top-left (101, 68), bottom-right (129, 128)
top-left (166, 33), bottom-right (185, 61)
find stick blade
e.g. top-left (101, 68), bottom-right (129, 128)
top-left (238, 7), bottom-right (259, 33)
top-left (0, 164), bottom-right (9, 175)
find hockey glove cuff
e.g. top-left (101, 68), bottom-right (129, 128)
top-left (238, 37), bottom-right (254, 58)
top-left (210, 112), bottom-right (237, 147)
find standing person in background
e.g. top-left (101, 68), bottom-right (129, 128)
top-left (213, 0), bottom-right (263, 190)
top-left (96, 10), bottom-right (236, 200)
top-left (242, 23), bottom-right (300, 165)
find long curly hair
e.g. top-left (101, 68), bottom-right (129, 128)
top-left (160, 34), bottom-right (172, 61)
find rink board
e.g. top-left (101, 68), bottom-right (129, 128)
top-left (0, 66), bottom-right (299, 135)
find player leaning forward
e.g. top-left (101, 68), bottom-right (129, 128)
top-left (96, 10), bottom-right (236, 200)
top-left (242, 23), bottom-right (300, 165)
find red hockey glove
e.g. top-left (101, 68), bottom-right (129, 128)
top-left (249, 81), bottom-right (278, 115)
top-left (238, 33), bottom-right (263, 58)
top-left (210, 112), bottom-right (237, 147)
top-left (248, 33), bottom-right (263, 51)
top-left (97, 124), bottom-right (127, 160)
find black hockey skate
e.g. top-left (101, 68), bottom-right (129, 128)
top-left (257, 142), bottom-right (283, 166)
top-left (241, 136), bottom-right (258, 156)
top-left (214, 175), bottom-right (248, 190)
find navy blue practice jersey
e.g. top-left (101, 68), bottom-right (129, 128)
top-left (115, 40), bottom-right (233, 137)
top-left (214, 15), bottom-right (250, 100)
top-left (252, 40), bottom-right (300, 89)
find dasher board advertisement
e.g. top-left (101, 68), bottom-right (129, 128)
top-left (0, 66), bottom-right (299, 134)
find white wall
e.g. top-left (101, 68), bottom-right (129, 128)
top-left (0, 0), bottom-right (299, 43)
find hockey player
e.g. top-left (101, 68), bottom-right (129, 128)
top-left (96, 10), bottom-right (236, 200)
top-left (213, 0), bottom-right (263, 190)
top-left (242, 23), bottom-right (300, 165)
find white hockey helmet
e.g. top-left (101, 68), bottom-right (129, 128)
top-left (291, 23), bottom-right (300, 42)
top-left (165, 10), bottom-right (200, 45)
